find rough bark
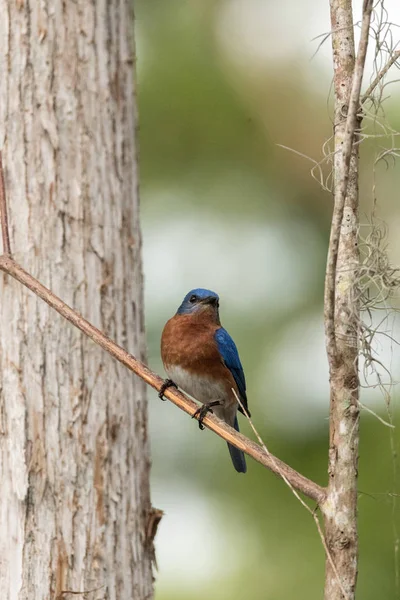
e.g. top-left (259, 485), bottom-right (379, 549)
top-left (323, 1), bottom-right (364, 598)
top-left (0, 2), bottom-right (153, 599)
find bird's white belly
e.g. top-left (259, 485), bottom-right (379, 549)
top-left (166, 365), bottom-right (226, 402)
top-left (166, 364), bottom-right (239, 422)
top-left (166, 365), bottom-right (238, 425)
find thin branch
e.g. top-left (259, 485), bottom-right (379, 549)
top-left (0, 152), bottom-right (11, 255)
top-left (358, 401), bottom-right (396, 428)
top-left (0, 254), bottom-right (326, 505)
top-left (362, 50), bottom-right (400, 103)
top-left (233, 389), bottom-right (350, 600)
top-left (233, 388), bottom-right (315, 507)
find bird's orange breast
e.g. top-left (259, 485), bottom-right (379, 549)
top-left (161, 312), bottom-right (239, 395)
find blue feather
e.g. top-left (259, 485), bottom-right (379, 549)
top-left (214, 327), bottom-right (250, 416)
top-left (227, 416), bottom-right (247, 473)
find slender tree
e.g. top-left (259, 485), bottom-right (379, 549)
top-left (323, 1), bottom-right (369, 597)
top-left (0, 1), bottom-right (153, 598)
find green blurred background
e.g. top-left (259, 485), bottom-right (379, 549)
top-left (135, 0), bottom-right (400, 598)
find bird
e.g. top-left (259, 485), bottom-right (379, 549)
top-left (160, 288), bottom-right (250, 473)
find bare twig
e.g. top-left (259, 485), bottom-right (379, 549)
top-left (0, 152), bottom-right (11, 255)
top-left (362, 50), bottom-right (400, 103)
top-left (358, 401), bottom-right (396, 428)
top-left (0, 254), bottom-right (326, 505)
top-left (233, 389), bottom-right (350, 600)
top-left (233, 389), bottom-right (314, 508)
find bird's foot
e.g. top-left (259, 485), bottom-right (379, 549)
top-left (158, 379), bottom-right (178, 400)
top-left (192, 401), bottom-right (222, 430)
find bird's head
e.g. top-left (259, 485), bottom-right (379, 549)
top-left (176, 288), bottom-right (220, 321)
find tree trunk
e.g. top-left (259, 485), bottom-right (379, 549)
top-left (0, 2), bottom-right (153, 599)
top-left (323, 1), bottom-right (361, 598)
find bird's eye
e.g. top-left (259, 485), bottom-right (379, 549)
top-left (189, 294), bottom-right (197, 303)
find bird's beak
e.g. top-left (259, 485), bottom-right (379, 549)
top-left (201, 296), bottom-right (218, 307)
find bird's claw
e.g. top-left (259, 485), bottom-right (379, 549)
top-left (192, 401), bottom-right (222, 430)
top-left (192, 404), bottom-right (213, 430)
top-left (159, 379), bottom-right (177, 400)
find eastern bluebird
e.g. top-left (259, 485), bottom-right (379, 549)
top-left (160, 288), bottom-right (250, 473)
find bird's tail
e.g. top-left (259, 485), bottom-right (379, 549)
top-left (227, 416), bottom-right (247, 473)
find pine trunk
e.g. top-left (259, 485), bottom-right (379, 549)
top-left (0, 1), bottom-right (153, 598)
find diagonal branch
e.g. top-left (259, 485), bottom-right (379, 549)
top-left (234, 389), bottom-right (350, 600)
top-left (362, 49), bottom-right (400, 104)
top-left (0, 254), bottom-right (326, 505)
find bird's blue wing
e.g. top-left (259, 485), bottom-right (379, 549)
top-left (214, 327), bottom-right (250, 416)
